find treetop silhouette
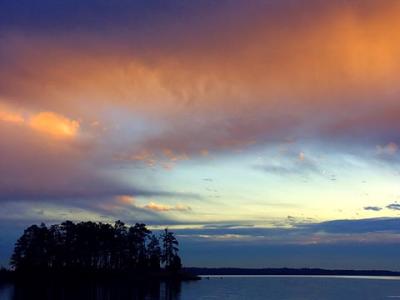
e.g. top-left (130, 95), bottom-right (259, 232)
top-left (11, 220), bottom-right (182, 274)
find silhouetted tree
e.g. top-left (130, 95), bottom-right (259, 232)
top-left (161, 229), bottom-right (181, 271)
top-left (10, 220), bottom-right (181, 274)
top-left (11, 223), bottom-right (50, 271)
top-left (127, 223), bottom-right (151, 269)
top-left (147, 234), bottom-right (161, 270)
top-left (170, 255), bottom-right (182, 271)
top-left (112, 220), bottom-right (127, 270)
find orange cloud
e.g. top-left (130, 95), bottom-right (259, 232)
top-left (29, 112), bottom-right (79, 138)
top-left (144, 201), bottom-right (191, 212)
top-left (4, 2), bottom-right (400, 113)
top-left (162, 148), bottom-right (188, 162)
top-left (130, 149), bottom-right (157, 166)
top-left (1, 2), bottom-right (400, 158)
top-left (0, 109), bottom-right (24, 124)
top-left (116, 195), bottom-right (136, 205)
top-left (115, 148), bottom-right (188, 169)
top-left (0, 104), bottom-right (79, 139)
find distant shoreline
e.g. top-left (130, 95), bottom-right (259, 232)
top-left (184, 267), bottom-right (400, 277)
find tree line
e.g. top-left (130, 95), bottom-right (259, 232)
top-left (11, 220), bottom-right (181, 273)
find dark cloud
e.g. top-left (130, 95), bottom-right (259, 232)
top-left (0, 0), bottom-right (222, 34)
top-left (386, 203), bottom-right (400, 211)
top-left (0, 0), bottom-right (337, 35)
top-left (304, 218), bottom-right (400, 234)
top-left (364, 206), bottom-right (383, 211)
top-left (173, 218), bottom-right (400, 241)
top-left (202, 224), bottom-right (255, 230)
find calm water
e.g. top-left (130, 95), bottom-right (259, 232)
top-left (1, 276), bottom-right (400, 300)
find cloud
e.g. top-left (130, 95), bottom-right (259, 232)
top-left (364, 206), bottom-right (383, 211)
top-left (0, 103), bottom-right (79, 138)
top-left (202, 224), bottom-right (255, 230)
top-left (115, 148), bottom-right (189, 170)
top-left (0, 105), bottom-right (24, 124)
top-left (143, 217), bottom-right (400, 246)
top-left (386, 203), bottom-right (400, 211)
top-left (29, 112), bottom-right (79, 138)
top-left (257, 164), bottom-right (316, 176)
top-left (255, 151), bottom-right (321, 177)
top-left (144, 202), bottom-right (191, 212)
top-left (203, 178), bottom-right (213, 182)
top-left (115, 195), bottom-right (136, 205)
top-left (1, 1), bottom-right (400, 161)
top-left (171, 222), bottom-right (400, 254)
top-left (376, 142), bottom-right (398, 156)
top-left (0, 99), bottom-right (203, 215)
top-left (1, 1), bottom-right (400, 246)
top-left (304, 218), bottom-right (400, 234)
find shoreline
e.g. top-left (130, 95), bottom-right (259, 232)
top-left (199, 274), bottom-right (400, 280)
top-left (185, 267), bottom-right (400, 277)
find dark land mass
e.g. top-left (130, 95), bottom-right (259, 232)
top-left (1, 220), bottom-right (200, 285)
top-left (185, 267), bottom-right (400, 277)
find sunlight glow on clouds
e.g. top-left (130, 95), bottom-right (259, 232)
top-left (1, 0), bottom-right (400, 268)
top-left (0, 106), bottom-right (24, 124)
top-left (0, 103), bottom-right (79, 138)
top-left (144, 202), bottom-right (191, 212)
top-left (29, 112), bottom-right (79, 138)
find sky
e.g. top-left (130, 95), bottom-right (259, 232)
top-left (1, 0), bottom-right (400, 270)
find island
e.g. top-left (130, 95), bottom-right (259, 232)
top-left (0, 220), bottom-right (200, 284)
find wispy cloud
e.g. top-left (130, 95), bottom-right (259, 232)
top-left (170, 218), bottom-right (400, 245)
top-left (364, 206), bottom-right (383, 212)
top-left (386, 203), bottom-right (400, 211)
top-left (144, 202), bottom-right (192, 212)
top-left (255, 151), bottom-right (321, 177)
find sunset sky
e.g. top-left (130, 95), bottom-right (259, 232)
top-left (1, 0), bottom-right (400, 270)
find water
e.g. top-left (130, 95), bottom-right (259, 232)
top-left (1, 276), bottom-right (400, 299)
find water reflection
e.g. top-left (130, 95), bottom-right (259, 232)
top-left (0, 280), bottom-right (181, 300)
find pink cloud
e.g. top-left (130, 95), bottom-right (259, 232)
top-left (144, 202), bottom-right (191, 212)
top-left (377, 142), bottom-right (398, 156)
